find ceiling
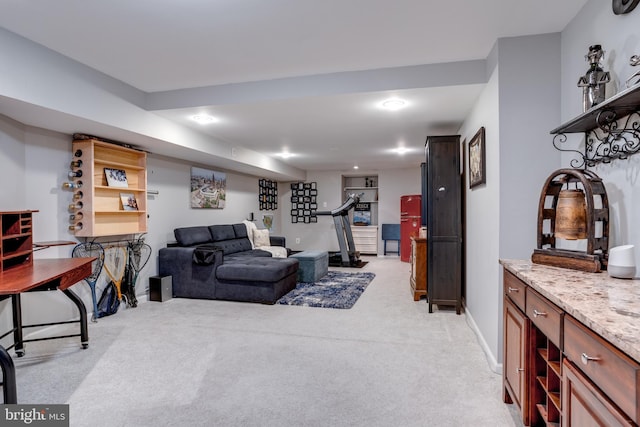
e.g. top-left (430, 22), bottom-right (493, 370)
top-left (0, 0), bottom-right (588, 174)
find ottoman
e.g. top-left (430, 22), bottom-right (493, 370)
top-left (216, 257), bottom-right (299, 304)
top-left (290, 250), bottom-right (329, 283)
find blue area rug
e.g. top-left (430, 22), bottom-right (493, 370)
top-left (277, 271), bottom-right (376, 309)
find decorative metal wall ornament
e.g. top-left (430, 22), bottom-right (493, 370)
top-left (290, 182), bottom-right (317, 223)
top-left (551, 83), bottom-right (640, 168)
top-left (577, 45), bottom-right (611, 112)
top-left (613, 0), bottom-right (640, 14)
top-left (553, 111), bottom-right (640, 168)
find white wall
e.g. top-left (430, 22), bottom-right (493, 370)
top-left (378, 167), bottom-right (422, 229)
top-left (0, 115), bottom-right (26, 209)
top-left (458, 67), bottom-right (501, 371)
top-left (459, 32), bottom-right (563, 372)
top-left (560, 0), bottom-right (640, 271)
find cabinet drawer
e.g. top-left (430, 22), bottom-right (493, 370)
top-left (352, 227), bottom-right (377, 236)
top-left (563, 359), bottom-right (634, 427)
top-left (564, 315), bottom-right (640, 423)
top-left (526, 288), bottom-right (562, 347)
top-left (354, 236), bottom-right (377, 245)
top-left (503, 270), bottom-right (526, 311)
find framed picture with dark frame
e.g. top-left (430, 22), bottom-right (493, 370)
top-left (259, 178), bottom-right (278, 210)
top-left (469, 127), bottom-right (486, 188)
top-left (290, 181), bottom-right (318, 223)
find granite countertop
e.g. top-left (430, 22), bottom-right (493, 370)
top-left (500, 259), bottom-right (640, 364)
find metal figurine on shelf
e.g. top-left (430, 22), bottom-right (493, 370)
top-left (577, 44), bottom-right (611, 112)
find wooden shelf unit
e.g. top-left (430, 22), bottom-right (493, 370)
top-left (71, 138), bottom-right (147, 237)
top-left (343, 175), bottom-right (379, 254)
top-left (1, 211), bottom-right (37, 272)
top-left (531, 327), bottom-right (563, 426)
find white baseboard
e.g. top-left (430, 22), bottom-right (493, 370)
top-left (465, 308), bottom-right (503, 375)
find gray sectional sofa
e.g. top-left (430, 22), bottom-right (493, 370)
top-left (158, 223), bottom-right (298, 304)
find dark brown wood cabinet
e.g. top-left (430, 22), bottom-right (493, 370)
top-left (424, 135), bottom-right (462, 314)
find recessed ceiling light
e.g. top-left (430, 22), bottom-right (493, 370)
top-left (278, 151), bottom-right (293, 159)
top-left (353, 165), bottom-right (359, 170)
top-left (380, 98), bottom-right (407, 111)
top-left (191, 114), bottom-right (218, 124)
top-left (394, 147), bottom-right (410, 155)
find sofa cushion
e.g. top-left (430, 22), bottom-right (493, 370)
top-left (209, 225), bottom-right (236, 241)
top-left (213, 239), bottom-right (253, 255)
top-left (225, 249), bottom-right (272, 259)
top-left (174, 226), bottom-right (212, 247)
top-left (217, 258), bottom-right (299, 283)
top-left (233, 223), bottom-right (248, 239)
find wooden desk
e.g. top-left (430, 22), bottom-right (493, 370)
top-left (0, 258), bottom-right (93, 403)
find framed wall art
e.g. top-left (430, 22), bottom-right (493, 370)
top-left (259, 179), bottom-right (278, 210)
top-left (191, 167), bottom-right (226, 208)
top-left (468, 127), bottom-right (486, 189)
top-left (290, 181), bottom-right (317, 223)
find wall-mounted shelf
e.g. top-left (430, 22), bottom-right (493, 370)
top-left (69, 137), bottom-right (147, 237)
top-left (551, 84), bottom-right (640, 167)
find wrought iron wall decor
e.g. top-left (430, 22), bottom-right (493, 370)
top-left (290, 182), bottom-right (317, 223)
top-left (551, 83), bottom-right (640, 168)
top-left (259, 179), bottom-right (278, 210)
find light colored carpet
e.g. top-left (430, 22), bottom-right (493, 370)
top-left (10, 257), bottom-right (520, 427)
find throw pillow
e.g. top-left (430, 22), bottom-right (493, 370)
top-left (253, 229), bottom-right (271, 247)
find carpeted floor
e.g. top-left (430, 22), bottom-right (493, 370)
top-left (277, 271), bottom-right (375, 309)
top-left (7, 257), bottom-right (521, 427)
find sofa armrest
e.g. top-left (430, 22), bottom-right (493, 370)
top-left (269, 235), bottom-right (286, 247)
top-left (158, 246), bottom-right (223, 299)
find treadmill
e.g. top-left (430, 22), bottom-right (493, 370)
top-left (316, 193), bottom-right (362, 267)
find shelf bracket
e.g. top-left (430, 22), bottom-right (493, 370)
top-left (553, 109), bottom-right (640, 168)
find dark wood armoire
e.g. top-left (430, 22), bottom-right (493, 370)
top-left (424, 135), bottom-right (463, 314)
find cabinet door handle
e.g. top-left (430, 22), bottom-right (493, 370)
top-left (516, 368), bottom-right (524, 374)
top-left (532, 309), bottom-right (547, 318)
top-left (508, 287), bottom-right (519, 293)
top-left (438, 187), bottom-right (445, 192)
top-left (581, 353), bottom-right (601, 365)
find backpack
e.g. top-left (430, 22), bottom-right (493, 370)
top-left (97, 280), bottom-right (120, 318)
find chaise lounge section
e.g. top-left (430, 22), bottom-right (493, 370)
top-left (158, 223), bottom-right (298, 304)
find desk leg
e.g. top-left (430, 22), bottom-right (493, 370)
top-left (11, 295), bottom-right (24, 357)
top-left (0, 345), bottom-right (17, 403)
top-left (62, 289), bottom-right (89, 349)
